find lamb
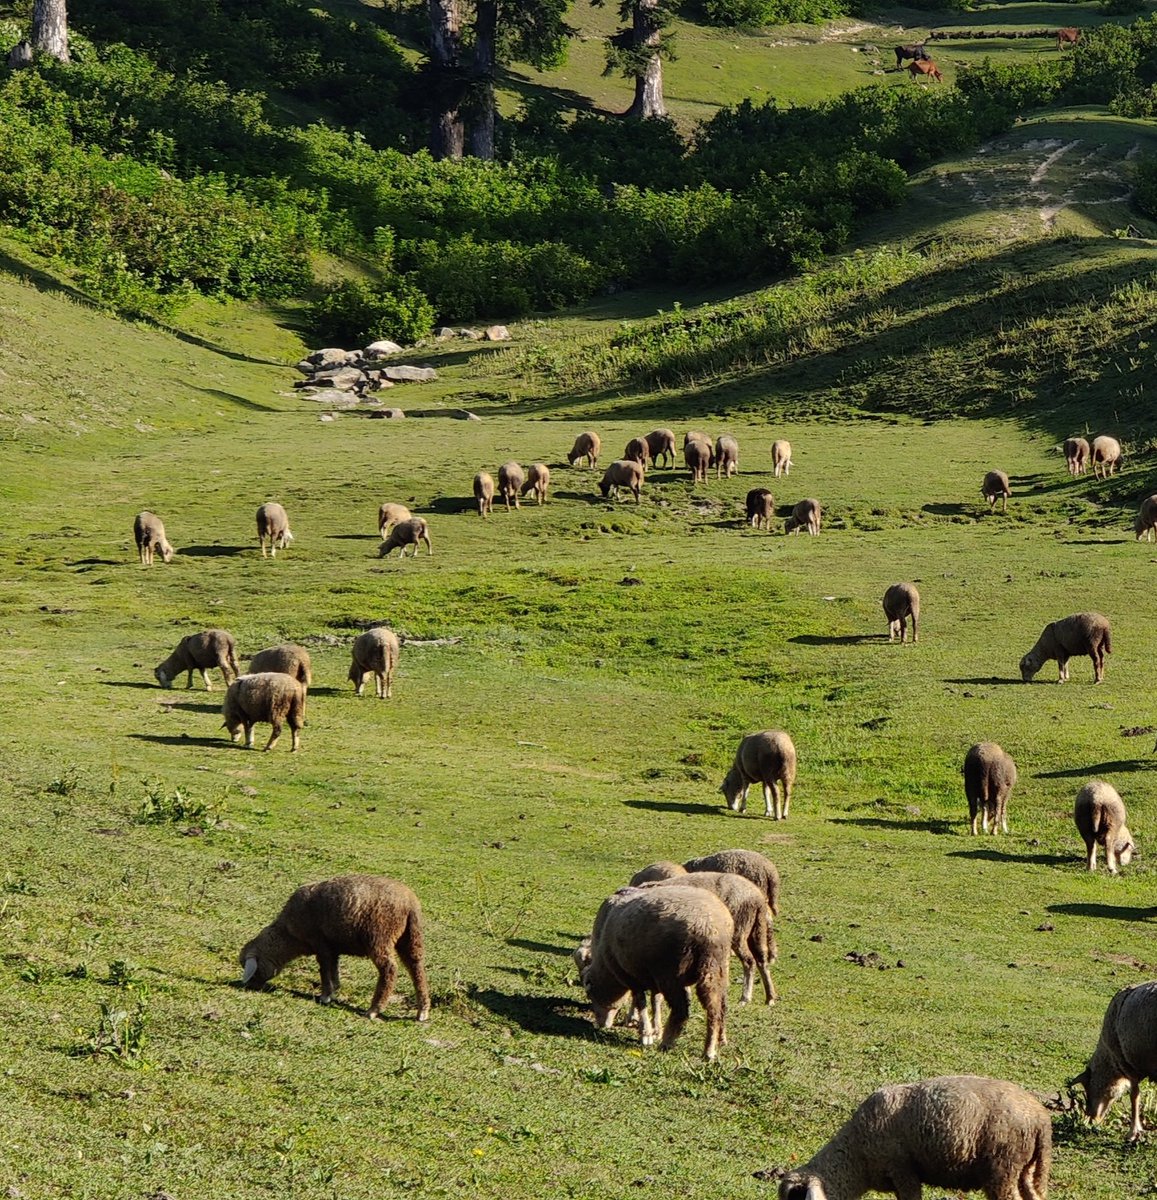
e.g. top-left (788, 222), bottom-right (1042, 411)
top-left (377, 502), bottom-right (412, 538)
top-left (497, 461), bottom-right (525, 511)
top-left (522, 463), bottom-right (551, 505)
top-left (1071, 979), bottom-right (1157, 1142)
top-left (772, 439), bottom-right (793, 477)
top-left (981, 470), bottom-right (1011, 513)
top-left (778, 1074), bottom-right (1051, 1200)
top-left (1063, 436), bottom-right (1089, 476)
top-left (623, 437), bottom-right (651, 473)
top-left (1134, 494), bottom-right (1157, 542)
top-left (785, 498), bottom-right (821, 535)
top-left (348, 626), bottom-right (400, 699)
top-left (683, 848), bottom-right (781, 917)
top-left (715, 435), bottom-right (739, 478)
top-left (684, 437), bottom-right (711, 483)
top-left (154, 629), bottom-right (240, 691)
top-left (133, 511), bottom-right (174, 565)
top-left (1019, 611), bottom-right (1111, 684)
top-left (256, 502), bottom-right (294, 557)
top-left (963, 742), bottom-right (1016, 836)
top-left (249, 643), bottom-right (312, 693)
top-left (644, 428), bottom-right (676, 468)
top-left (719, 730), bottom-right (797, 820)
top-left (746, 488), bottom-right (775, 529)
top-left (883, 582), bottom-right (920, 643)
top-left (1091, 434), bottom-right (1122, 479)
top-left (379, 517), bottom-right (432, 558)
top-left (567, 431), bottom-right (601, 469)
top-left (628, 861), bottom-right (687, 886)
top-left (599, 459), bottom-right (644, 503)
top-left (223, 672), bottom-right (306, 752)
top-left (577, 886), bottom-right (732, 1060)
top-left (239, 874), bottom-right (430, 1020)
top-left (1074, 780), bottom-right (1134, 874)
top-left (472, 471), bottom-right (495, 517)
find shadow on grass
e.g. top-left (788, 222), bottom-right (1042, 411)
top-left (1048, 902), bottom-right (1157, 922)
top-left (471, 987), bottom-right (592, 1038)
top-left (307, 685), bottom-right (344, 698)
top-left (789, 633), bottom-right (884, 646)
top-left (831, 816), bottom-right (957, 835)
top-left (948, 848), bottom-right (1070, 866)
top-left (424, 496), bottom-right (476, 515)
top-left (623, 799), bottom-right (720, 816)
top-left (1066, 538), bottom-right (1132, 545)
top-left (1035, 759), bottom-right (1152, 778)
top-left (922, 502), bottom-right (970, 516)
top-left (507, 937), bottom-right (579, 957)
top-left (69, 557), bottom-right (121, 567)
top-left (943, 676), bottom-right (1022, 686)
top-left (179, 544), bottom-right (250, 557)
top-left (327, 533), bottom-right (379, 541)
top-left (103, 680), bottom-right (158, 690)
top-left (192, 386), bottom-right (278, 413)
top-left (160, 701), bottom-right (219, 715)
top-left (128, 733), bottom-right (226, 748)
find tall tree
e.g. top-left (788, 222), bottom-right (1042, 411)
top-left (601, 0), bottom-right (674, 119)
top-left (32, 0), bottom-right (70, 62)
top-left (428, 0), bottom-right (465, 160)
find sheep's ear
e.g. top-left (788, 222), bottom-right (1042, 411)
top-left (241, 957), bottom-right (259, 984)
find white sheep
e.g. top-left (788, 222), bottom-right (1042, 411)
top-left (249, 643), bottom-right (312, 693)
top-left (981, 470), bottom-right (1011, 513)
top-left (772, 439), bottom-right (793, 477)
top-left (1063, 436), bottom-right (1089, 476)
top-left (746, 488), bottom-right (775, 529)
top-left (256, 502), bottom-right (294, 557)
top-left (599, 460), bottom-right (644, 503)
top-left (473, 472), bottom-right (494, 518)
top-left (567, 431), bottom-right (601, 469)
top-left (785, 498), bottom-right (821, 535)
top-left (883, 582), bottom-right (920, 643)
top-left (644, 428), bottom-right (676, 468)
top-left (1091, 435), bottom-right (1122, 479)
top-left (623, 437), bottom-right (651, 474)
top-left (1134, 494), bottom-right (1157, 542)
top-left (1019, 612), bottom-right (1111, 684)
top-left (684, 848), bottom-right (782, 917)
top-left (239, 874), bottom-right (430, 1020)
top-left (714, 435), bottom-right (739, 478)
top-left (963, 742), bottom-right (1016, 835)
top-left (522, 463), bottom-right (551, 505)
top-left (378, 502), bottom-right (412, 538)
top-left (498, 461), bottom-right (525, 511)
top-left (222, 671), bottom-right (305, 752)
top-left (133, 511), bottom-right (174, 565)
top-left (1074, 780), bottom-right (1134, 874)
top-left (155, 629), bottom-right (240, 691)
top-left (379, 517), bottom-right (432, 558)
top-left (348, 626), bottom-right (400, 698)
top-left (628, 861), bottom-right (687, 886)
top-left (720, 730), bottom-right (797, 820)
top-left (778, 1075), bottom-right (1051, 1200)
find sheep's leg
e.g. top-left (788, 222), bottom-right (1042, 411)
top-left (911, 614), bottom-right (918, 643)
top-left (398, 939), bottom-right (431, 1022)
top-left (695, 979), bottom-right (725, 1062)
top-left (367, 954), bottom-right (397, 1019)
top-left (1107, 842), bottom-right (1119, 875)
top-left (1057, 656), bottom-right (1069, 682)
top-left (634, 990), bottom-right (654, 1046)
top-left (738, 784), bottom-right (749, 815)
top-left (373, 670), bottom-right (384, 699)
top-left (658, 987), bottom-right (690, 1052)
top-left (1130, 1082), bottom-right (1145, 1141)
top-left (1087, 841), bottom-right (1097, 871)
top-left (649, 992), bottom-right (663, 1042)
top-left (763, 783), bottom-right (774, 819)
top-left (885, 1171), bottom-right (922, 1200)
top-left (316, 951), bottom-right (339, 1003)
top-left (289, 724), bottom-right (301, 753)
top-left (199, 668), bottom-right (213, 690)
top-left (756, 958), bottom-right (776, 1004)
top-left (1092, 650), bottom-right (1104, 683)
top-left (970, 806), bottom-right (980, 836)
top-left (781, 778), bottom-right (791, 819)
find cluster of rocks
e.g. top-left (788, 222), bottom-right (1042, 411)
top-left (427, 324), bottom-right (510, 344)
top-left (294, 340), bottom-right (439, 403)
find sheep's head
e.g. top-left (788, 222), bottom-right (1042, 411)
top-left (1019, 652), bottom-right (1040, 682)
top-left (154, 665), bottom-right (173, 688)
top-left (238, 935), bottom-right (280, 989)
top-left (598, 480), bottom-right (611, 497)
top-left (784, 517), bottom-right (798, 535)
top-left (1115, 828), bottom-right (1135, 868)
top-left (719, 767), bottom-right (745, 811)
top-left (1070, 1063), bottom-right (1128, 1121)
top-left (572, 939), bottom-right (592, 975)
top-left (159, 540), bottom-right (174, 563)
top-left (778, 1172), bottom-right (826, 1200)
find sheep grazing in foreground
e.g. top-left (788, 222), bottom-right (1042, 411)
top-left (1074, 780), bottom-right (1134, 874)
top-left (785, 498), bottom-right (821, 535)
top-left (963, 742), bottom-right (1017, 836)
top-left (223, 672), bottom-right (306, 752)
top-left (377, 502), bottom-right (412, 538)
top-left (684, 437), bottom-right (711, 483)
top-left (882, 582), bottom-right (920, 643)
top-left (639, 871), bottom-right (777, 1004)
top-left (155, 629), bottom-right (240, 691)
top-left (497, 461), bottom-right (525, 511)
top-left (645, 428), bottom-right (676, 468)
top-left (684, 848), bottom-right (781, 917)
top-left (623, 437), bottom-right (651, 473)
top-left (981, 470), bottom-right (1011, 513)
top-left (1063, 436), bottom-right (1089, 476)
top-left (1091, 434), bottom-right (1122, 479)
top-left (473, 471), bottom-right (494, 518)
top-left (778, 1075), bottom-right (1051, 1200)
top-left (240, 874), bottom-right (430, 1021)
top-left (1019, 611), bottom-right (1111, 684)
top-left (1134, 494), bottom-right (1157, 542)
top-left (256, 502), bottom-right (294, 557)
top-left (348, 626), bottom-right (400, 699)
top-left (379, 517), bottom-right (432, 558)
top-left (133, 511), bottom-right (174, 565)
top-left (599, 459), bottom-right (644, 503)
top-left (715, 435), bottom-right (739, 478)
top-left (567, 431), bottom-right (601, 469)
top-left (720, 730), bottom-right (797, 820)
top-left (522, 463), bottom-right (551, 505)
top-left (628, 861), bottom-right (687, 886)
top-left (746, 488), bottom-right (775, 529)
top-left (772, 439), bottom-right (793, 477)
top-left (1072, 979), bottom-right (1157, 1142)
top-left (577, 886), bottom-right (732, 1060)
top-left (249, 643), bottom-right (312, 693)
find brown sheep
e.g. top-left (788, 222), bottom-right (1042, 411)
top-left (623, 437), bottom-right (651, 473)
top-left (963, 742), bottom-right (1016, 836)
top-left (746, 488), bottom-right (775, 530)
top-left (256, 502), bottom-right (294, 557)
top-left (522, 463), bottom-right (551, 505)
top-left (720, 730), bottom-right (797, 820)
top-left (883, 582), bottom-right (920, 643)
top-left (1134, 494), bottom-right (1157, 542)
top-left (628, 861), bottom-right (687, 886)
top-left (1074, 781), bottom-right (1134, 874)
top-left (1063, 437), bottom-right (1089, 476)
top-left (981, 470), bottom-right (1011, 513)
top-left (222, 672), bottom-right (305, 752)
top-left (379, 517), bottom-right (432, 558)
top-left (348, 626), bottom-right (400, 699)
top-left (567, 431), bottom-right (601, 469)
top-left (785, 498), bottom-right (821, 535)
top-left (249, 643), bottom-right (312, 693)
top-left (599, 460), bottom-right (644, 503)
top-left (497, 461), bottom-right (525, 511)
top-left (715, 435), bottom-right (739, 478)
top-left (133, 511), bottom-right (174, 565)
top-left (155, 629), bottom-right (240, 691)
top-left (772, 439), bottom-right (793, 477)
top-left (1019, 612), bottom-right (1111, 683)
top-left (473, 472), bottom-right (494, 518)
top-left (645, 428), bottom-right (676, 468)
top-left (377, 502), bottom-right (412, 538)
top-left (684, 438), bottom-right (711, 483)
top-left (1091, 435), bottom-right (1122, 479)
top-left (684, 848), bottom-right (781, 918)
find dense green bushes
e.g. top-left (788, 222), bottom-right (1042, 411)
top-left (691, 0), bottom-right (857, 29)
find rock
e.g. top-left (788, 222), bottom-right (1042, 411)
top-left (458, 328), bottom-right (482, 340)
top-left (300, 388), bottom-right (360, 407)
top-left (307, 347), bottom-right (355, 368)
top-left (381, 408), bottom-right (405, 419)
top-left (364, 339), bottom-right (403, 358)
top-left (294, 359), bottom-right (315, 375)
top-left (309, 367), bottom-right (366, 391)
top-left (319, 413), bottom-right (336, 422)
top-left (434, 326), bottom-right (458, 341)
top-left (382, 365), bottom-right (438, 383)
top-left (484, 325), bottom-right (511, 342)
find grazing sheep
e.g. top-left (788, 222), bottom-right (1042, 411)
top-left (639, 871), bottom-right (777, 1004)
top-left (522, 463), bottom-right (551, 505)
top-left (683, 848), bottom-right (781, 917)
top-left (1019, 611), bottom-right (1111, 684)
top-left (746, 488), bottom-right (775, 529)
top-left (624, 437), bottom-right (651, 473)
top-left (133, 511), bottom-right (174, 566)
top-left (473, 471), bottom-right (494, 518)
top-left (239, 874), bottom-right (430, 1020)
top-left (963, 742), bottom-right (1017, 836)
top-left (377, 502), bottom-right (412, 538)
top-left (1134, 494), bottom-right (1157, 542)
top-left (379, 517), bottom-right (432, 558)
top-left (578, 886), bottom-right (732, 1060)
top-left (1063, 437), bottom-right (1090, 476)
top-left (348, 626), bottom-right (400, 699)
top-left (628, 861), bottom-right (688, 886)
top-left (256, 502), bottom-right (294, 557)
top-left (599, 459), bottom-right (644, 503)
top-left (645, 428), bottom-right (677, 469)
top-left (1092, 435), bottom-right (1122, 479)
top-left (155, 629), bottom-right (240, 691)
top-left (785, 498), bottom-right (821, 535)
top-left (883, 582), bottom-right (920, 643)
top-left (568, 431), bottom-right (601, 469)
top-left (1074, 781), bottom-right (1134, 874)
top-left (684, 438), bottom-right (711, 483)
top-left (720, 730), bottom-right (797, 821)
top-left (497, 461), bottom-right (525, 511)
top-left (772, 439), bottom-right (793, 477)
top-left (715, 435), bottom-right (739, 478)
top-left (981, 470), bottom-right (1011, 513)
top-left (249, 643), bottom-right (312, 693)
top-left (223, 672), bottom-right (305, 752)
top-left (778, 1075), bottom-right (1051, 1200)
top-left (1072, 980), bottom-right (1157, 1142)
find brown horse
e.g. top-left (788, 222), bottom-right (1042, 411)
top-left (1057, 26), bottom-right (1080, 50)
top-left (908, 58), bottom-right (943, 82)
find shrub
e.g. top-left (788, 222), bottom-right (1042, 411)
top-left (1133, 153), bottom-right (1157, 219)
top-left (308, 278), bottom-right (435, 346)
top-left (956, 58), bottom-right (1066, 113)
top-left (693, 0), bottom-right (858, 27)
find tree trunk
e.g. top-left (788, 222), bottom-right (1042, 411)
top-left (428, 0), bottom-right (464, 160)
top-left (468, 0), bottom-right (497, 160)
top-left (32, 0), bottom-right (69, 63)
top-left (624, 0), bottom-right (664, 119)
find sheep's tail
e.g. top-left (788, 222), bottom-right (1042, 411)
top-left (1103, 627), bottom-right (1112, 656)
top-left (1020, 1124), bottom-right (1050, 1200)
